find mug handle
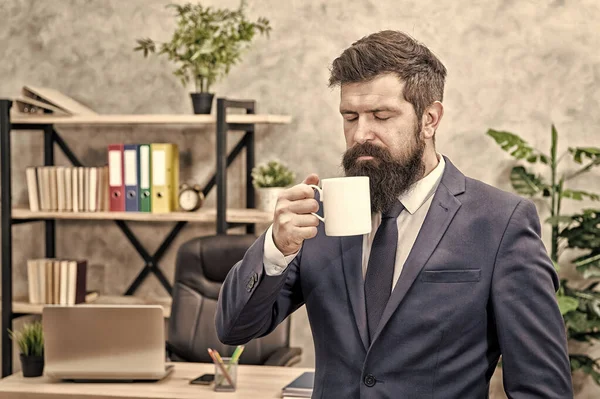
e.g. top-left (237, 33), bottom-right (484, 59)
top-left (307, 184), bottom-right (325, 222)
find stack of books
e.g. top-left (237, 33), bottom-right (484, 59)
top-left (281, 371), bottom-right (314, 398)
top-left (27, 258), bottom-right (87, 305)
top-left (26, 166), bottom-right (109, 212)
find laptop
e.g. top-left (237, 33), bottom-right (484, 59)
top-left (42, 305), bottom-right (174, 382)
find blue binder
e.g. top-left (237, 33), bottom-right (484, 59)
top-left (123, 144), bottom-right (140, 212)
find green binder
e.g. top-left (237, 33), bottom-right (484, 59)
top-left (138, 144), bottom-right (152, 212)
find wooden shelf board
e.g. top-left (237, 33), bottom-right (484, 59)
top-left (10, 113), bottom-right (292, 126)
top-left (10, 295), bottom-right (173, 318)
top-left (12, 207), bottom-right (273, 224)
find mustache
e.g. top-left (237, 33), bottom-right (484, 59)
top-left (343, 142), bottom-right (393, 164)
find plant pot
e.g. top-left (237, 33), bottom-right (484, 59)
top-left (190, 92), bottom-right (215, 114)
top-left (20, 353), bottom-right (44, 377)
top-left (256, 187), bottom-right (287, 214)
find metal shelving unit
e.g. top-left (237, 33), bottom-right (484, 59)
top-left (0, 98), bottom-right (290, 377)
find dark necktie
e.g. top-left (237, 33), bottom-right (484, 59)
top-left (364, 200), bottom-right (404, 343)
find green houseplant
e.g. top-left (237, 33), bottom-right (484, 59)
top-left (134, 1), bottom-right (271, 114)
top-left (487, 125), bottom-right (600, 385)
top-left (252, 160), bottom-right (295, 213)
top-left (9, 321), bottom-right (44, 377)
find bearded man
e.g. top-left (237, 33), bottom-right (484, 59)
top-left (215, 30), bottom-right (572, 399)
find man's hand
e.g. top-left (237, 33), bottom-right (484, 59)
top-left (272, 174), bottom-right (321, 256)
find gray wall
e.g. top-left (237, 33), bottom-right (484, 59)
top-left (1, 0), bottom-right (599, 396)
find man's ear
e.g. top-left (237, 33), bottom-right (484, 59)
top-left (421, 101), bottom-right (444, 140)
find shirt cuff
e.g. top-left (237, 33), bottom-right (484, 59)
top-left (263, 224), bottom-right (299, 276)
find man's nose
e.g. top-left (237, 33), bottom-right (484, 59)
top-left (353, 120), bottom-right (375, 144)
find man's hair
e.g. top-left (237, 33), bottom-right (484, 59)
top-left (328, 30), bottom-right (447, 123)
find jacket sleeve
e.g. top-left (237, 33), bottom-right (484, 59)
top-left (491, 199), bottom-right (573, 398)
top-left (215, 231), bottom-right (304, 345)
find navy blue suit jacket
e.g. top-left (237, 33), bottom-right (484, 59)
top-left (216, 156), bottom-right (573, 398)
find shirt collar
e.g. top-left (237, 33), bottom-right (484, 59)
top-left (398, 153), bottom-right (445, 214)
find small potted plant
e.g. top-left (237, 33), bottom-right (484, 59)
top-left (9, 321), bottom-right (44, 377)
top-left (134, 1), bottom-right (271, 114)
top-left (252, 160), bottom-right (296, 214)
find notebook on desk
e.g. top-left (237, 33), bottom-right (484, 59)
top-left (42, 305), bottom-right (173, 382)
top-left (282, 371), bottom-right (314, 398)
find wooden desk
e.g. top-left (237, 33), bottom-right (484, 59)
top-left (0, 362), bottom-right (312, 399)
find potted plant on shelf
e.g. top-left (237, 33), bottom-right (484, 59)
top-left (252, 160), bottom-right (296, 214)
top-left (134, 1), bottom-right (271, 114)
top-left (9, 321), bottom-right (44, 377)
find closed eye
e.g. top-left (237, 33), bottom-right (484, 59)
top-left (374, 115), bottom-right (390, 121)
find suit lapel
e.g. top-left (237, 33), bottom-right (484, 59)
top-left (341, 234), bottom-right (369, 351)
top-left (370, 156), bottom-right (465, 345)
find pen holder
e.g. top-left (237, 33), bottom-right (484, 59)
top-left (214, 357), bottom-right (238, 392)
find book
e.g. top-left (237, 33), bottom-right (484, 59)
top-left (14, 96), bottom-right (70, 116)
top-left (282, 371), bottom-right (314, 398)
top-left (22, 85), bottom-right (97, 115)
top-left (25, 165), bottom-right (109, 213)
top-left (13, 85), bottom-right (97, 116)
top-left (26, 258), bottom-right (88, 305)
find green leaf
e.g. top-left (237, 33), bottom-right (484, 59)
top-left (558, 295), bottom-right (579, 315)
top-left (565, 311), bottom-right (592, 333)
top-left (570, 355), bottom-right (600, 385)
top-left (133, 38), bottom-right (156, 58)
top-left (586, 281), bottom-right (600, 291)
top-left (561, 189), bottom-right (600, 201)
top-left (562, 284), bottom-right (600, 333)
top-left (560, 209), bottom-right (600, 250)
top-left (545, 215), bottom-right (574, 226)
top-left (575, 253), bottom-right (600, 279)
top-left (486, 130), bottom-right (548, 162)
top-left (510, 166), bottom-right (549, 197)
top-left (9, 321), bottom-right (44, 356)
top-left (569, 147), bottom-right (600, 164)
top-left (551, 124), bottom-right (558, 164)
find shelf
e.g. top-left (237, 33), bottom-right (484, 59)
top-left (10, 113), bottom-right (292, 126)
top-left (10, 295), bottom-right (173, 318)
top-left (12, 207), bottom-right (273, 224)
top-left (0, 97), bottom-right (276, 377)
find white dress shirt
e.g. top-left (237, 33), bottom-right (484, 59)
top-left (263, 154), bottom-right (446, 291)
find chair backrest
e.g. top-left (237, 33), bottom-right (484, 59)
top-left (167, 234), bottom-right (292, 364)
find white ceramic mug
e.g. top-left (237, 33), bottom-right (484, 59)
top-left (308, 176), bottom-right (372, 236)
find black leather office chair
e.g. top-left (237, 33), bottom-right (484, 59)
top-left (166, 234), bottom-right (302, 366)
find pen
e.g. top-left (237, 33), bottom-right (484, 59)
top-left (207, 348), bottom-right (235, 388)
top-left (230, 345), bottom-right (245, 365)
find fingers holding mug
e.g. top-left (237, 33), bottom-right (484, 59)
top-left (302, 173), bottom-right (320, 186)
top-left (279, 183), bottom-right (315, 202)
top-left (272, 174), bottom-right (321, 255)
top-left (292, 214), bottom-right (321, 228)
top-left (287, 198), bottom-right (319, 214)
top-left (296, 226), bottom-right (318, 240)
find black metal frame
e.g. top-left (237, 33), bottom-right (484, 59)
top-left (0, 98), bottom-right (257, 377)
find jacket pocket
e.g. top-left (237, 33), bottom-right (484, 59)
top-left (421, 269), bottom-right (481, 283)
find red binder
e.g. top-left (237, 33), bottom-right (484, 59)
top-left (108, 144), bottom-right (125, 211)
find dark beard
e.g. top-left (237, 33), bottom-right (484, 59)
top-left (342, 140), bottom-right (425, 213)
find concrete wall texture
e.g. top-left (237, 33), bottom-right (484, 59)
top-left (1, 0), bottom-right (599, 396)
